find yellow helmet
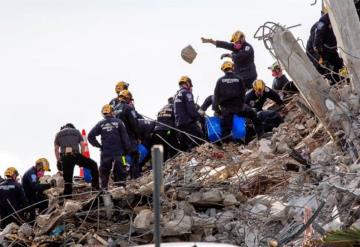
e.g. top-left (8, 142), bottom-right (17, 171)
top-left (221, 60), bottom-right (234, 72)
top-left (179, 76), bottom-right (192, 85)
top-left (253, 79), bottom-right (266, 93)
top-left (118, 90), bottom-right (133, 100)
top-left (230, 31), bottom-right (245, 43)
top-left (4, 167), bottom-right (19, 178)
top-left (101, 104), bottom-right (113, 115)
top-left (115, 81), bottom-right (129, 94)
top-left (36, 158), bottom-right (51, 171)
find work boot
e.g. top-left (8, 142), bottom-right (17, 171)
top-left (255, 125), bottom-right (264, 140)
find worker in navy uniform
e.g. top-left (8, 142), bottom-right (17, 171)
top-left (0, 167), bottom-right (28, 228)
top-left (202, 31), bottom-right (257, 89)
top-left (245, 79), bottom-right (283, 112)
top-left (213, 61), bottom-right (263, 141)
top-left (268, 62), bottom-right (298, 94)
top-left (22, 158), bottom-right (55, 221)
top-left (88, 104), bottom-right (134, 189)
top-left (153, 97), bottom-right (179, 161)
top-left (54, 123), bottom-right (100, 198)
top-left (113, 90), bottom-right (141, 179)
top-left (109, 81), bottom-right (129, 108)
top-left (174, 76), bottom-right (204, 151)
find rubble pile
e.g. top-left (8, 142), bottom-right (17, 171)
top-left (2, 97), bottom-right (360, 246)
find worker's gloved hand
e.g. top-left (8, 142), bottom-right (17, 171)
top-left (198, 109), bottom-right (206, 116)
top-left (201, 37), bottom-right (215, 44)
top-left (56, 161), bottom-right (63, 172)
top-left (50, 179), bottom-right (57, 187)
top-left (196, 121), bottom-right (202, 131)
top-left (220, 53), bottom-right (231, 59)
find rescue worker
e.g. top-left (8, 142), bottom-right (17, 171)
top-left (153, 97), bottom-right (179, 161)
top-left (109, 81), bottom-right (129, 108)
top-left (245, 79), bottom-right (283, 112)
top-left (174, 76), bottom-right (204, 151)
top-left (54, 123), bottom-right (100, 198)
top-left (202, 31), bottom-right (257, 89)
top-left (0, 167), bottom-right (28, 228)
top-left (88, 104), bottom-right (134, 189)
top-left (268, 62), bottom-right (298, 94)
top-left (307, 11), bottom-right (344, 84)
top-left (22, 158), bottom-right (55, 221)
top-left (199, 95), bottom-right (214, 116)
top-left (213, 61), bottom-right (263, 141)
top-left (113, 90), bottom-right (141, 179)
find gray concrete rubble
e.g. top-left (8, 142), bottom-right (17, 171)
top-left (1, 97), bottom-right (359, 246)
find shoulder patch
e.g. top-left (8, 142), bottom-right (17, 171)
top-left (31, 174), bottom-right (37, 182)
top-left (186, 93), bottom-right (193, 101)
top-left (317, 22), bottom-right (325, 29)
top-left (244, 46), bottom-right (251, 51)
top-left (131, 110), bottom-right (137, 118)
top-left (265, 87), bottom-right (270, 93)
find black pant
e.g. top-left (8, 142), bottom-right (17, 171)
top-left (100, 155), bottom-right (126, 189)
top-left (0, 206), bottom-right (25, 229)
top-left (153, 130), bottom-right (179, 161)
top-left (221, 105), bottom-right (263, 141)
top-left (62, 153), bottom-right (100, 197)
top-left (243, 76), bottom-right (257, 90)
top-left (178, 122), bottom-right (204, 152)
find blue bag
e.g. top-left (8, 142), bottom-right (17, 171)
top-left (232, 115), bottom-right (246, 139)
top-left (205, 116), bottom-right (222, 142)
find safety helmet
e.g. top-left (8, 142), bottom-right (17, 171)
top-left (221, 60), bottom-right (234, 72)
top-left (268, 62), bottom-right (281, 71)
top-left (230, 31), bottom-right (245, 43)
top-left (115, 81), bottom-right (129, 94)
top-left (101, 104), bottom-right (113, 115)
top-left (118, 90), bottom-right (133, 100)
top-left (4, 167), bottom-right (19, 178)
top-left (179, 76), bottom-right (192, 85)
top-left (36, 158), bottom-right (51, 172)
top-left (253, 79), bottom-right (266, 93)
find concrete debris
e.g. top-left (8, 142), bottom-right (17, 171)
top-left (3, 97), bottom-right (358, 246)
top-left (181, 45), bottom-right (197, 64)
top-left (133, 209), bottom-right (153, 229)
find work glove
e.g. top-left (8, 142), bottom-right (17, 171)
top-left (220, 53), bottom-right (231, 59)
top-left (196, 121), bottom-right (203, 131)
top-left (201, 37), bottom-right (215, 44)
top-left (57, 161), bottom-right (63, 172)
top-left (198, 109), bottom-right (206, 117)
top-left (50, 179), bottom-right (57, 187)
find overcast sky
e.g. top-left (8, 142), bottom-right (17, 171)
top-left (0, 0), bottom-right (320, 176)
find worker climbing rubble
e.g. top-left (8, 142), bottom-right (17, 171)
top-left (54, 123), bottom-right (100, 198)
top-left (174, 76), bottom-right (204, 152)
top-left (0, 167), bottom-right (28, 229)
top-left (22, 158), bottom-right (55, 221)
top-left (198, 95), bottom-right (214, 116)
top-left (88, 104), bottom-right (133, 189)
top-left (306, 7), bottom-right (344, 85)
top-left (109, 81), bottom-right (129, 108)
top-left (213, 60), bottom-right (263, 141)
top-left (201, 30), bottom-right (257, 89)
top-left (113, 90), bottom-right (141, 179)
